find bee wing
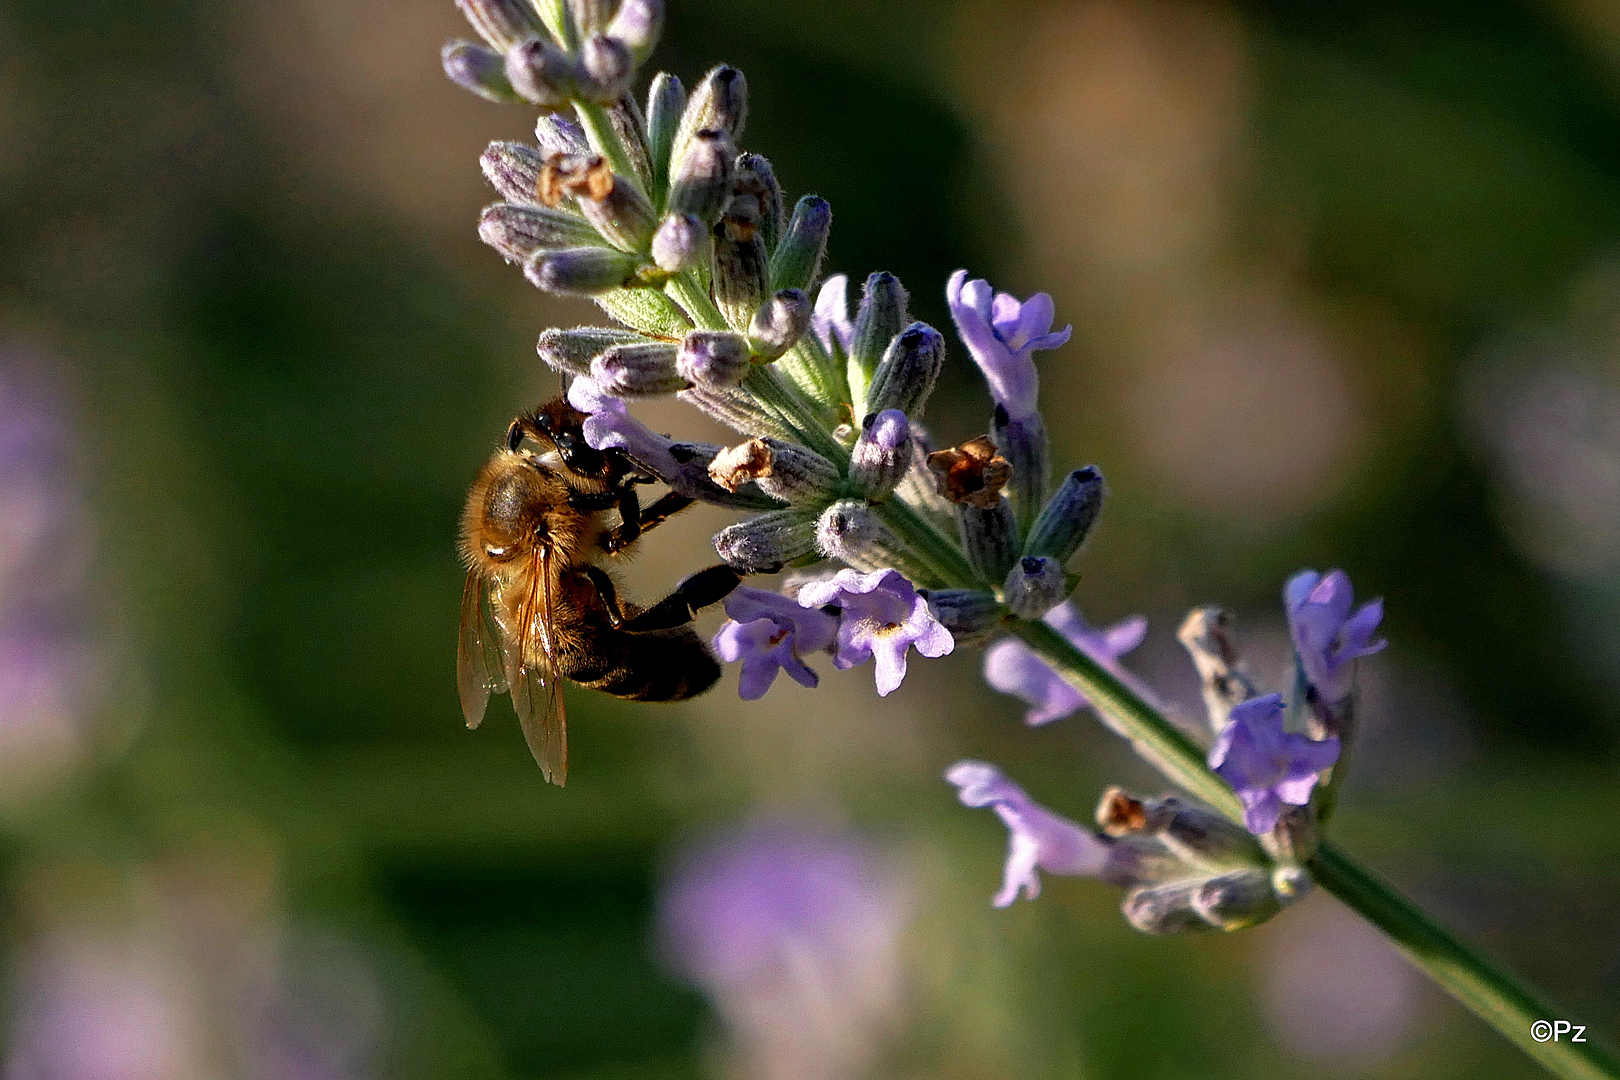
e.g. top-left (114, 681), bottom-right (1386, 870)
top-left (457, 569), bottom-right (507, 729)
top-left (507, 544), bottom-right (568, 786)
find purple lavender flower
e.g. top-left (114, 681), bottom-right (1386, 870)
top-left (1284, 569), bottom-right (1386, 705)
top-left (1209, 694), bottom-right (1341, 835)
top-left (657, 818), bottom-right (910, 1080)
top-left (796, 569), bottom-right (953, 696)
top-left (811, 274), bottom-right (854, 356)
top-left (945, 270), bottom-right (1072, 421)
top-left (982, 602), bottom-right (1147, 726)
top-left (712, 586), bottom-right (838, 700)
top-left (566, 376), bottom-right (772, 509)
top-left (0, 358), bottom-right (96, 787)
top-left (946, 761), bottom-right (1110, 906)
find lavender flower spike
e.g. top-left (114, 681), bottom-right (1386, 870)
top-left (1284, 569), bottom-right (1386, 705)
top-left (811, 274), bottom-right (854, 357)
top-left (946, 761), bottom-right (1110, 906)
top-left (712, 586), bottom-right (838, 700)
top-left (983, 602), bottom-right (1147, 726)
top-left (1209, 694), bottom-right (1341, 835)
top-left (945, 269), bottom-right (1071, 422)
top-left (797, 568), bottom-right (953, 696)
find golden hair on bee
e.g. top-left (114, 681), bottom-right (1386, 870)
top-left (456, 397), bottom-right (745, 787)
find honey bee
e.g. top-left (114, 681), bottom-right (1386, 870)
top-left (457, 398), bottom-right (747, 785)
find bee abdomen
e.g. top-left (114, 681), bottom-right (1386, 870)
top-left (577, 627), bottom-right (721, 702)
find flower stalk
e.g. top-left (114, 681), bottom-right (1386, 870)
top-left (1011, 619), bottom-right (1620, 1080)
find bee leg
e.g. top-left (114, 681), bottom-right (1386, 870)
top-left (583, 564), bottom-right (631, 629)
top-left (601, 485), bottom-right (642, 554)
top-left (568, 490), bottom-right (621, 511)
top-left (602, 490), bottom-right (695, 554)
top-left (636, 491), bottom-right (695, 534)
top-left (621, 564), bottom-right (747, 633)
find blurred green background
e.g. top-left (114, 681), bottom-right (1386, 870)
top-left (1, 0), bottom-right (1619, 1076)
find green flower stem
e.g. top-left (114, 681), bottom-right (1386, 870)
top-left (574, 101), bottom-right (639, 187)
top-left (875, 497), bottom-right (977, 590)
top-left (1008, 618), bottom-right (1620, 1080)
top-left (1312, 845), bottom-right (1620, 1080)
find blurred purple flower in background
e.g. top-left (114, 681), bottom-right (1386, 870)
top-left (983, 603), bottom-right (1147, 725)
top-left (1208, 694), bottom-right (1340, 834)
top-left (1261, 895), bottom-right (1419, 1065)
top-left (797, 569), bottom-right (953, 696)
top-left (5, 929), bottom-right (204, 1080)
top-left (712, 587), bottom-right (838, 699)
top-left (4, 857), bottom-right (383, 1080)
top-left (659, 818), bottom-right (911, 1080)
top-left (0, 353), bottom-right (98, 797)
top-left (1283, 569), bottom-right (1384, 705)
top-left (946, 761), bottom-right (1110, 907)
top-left (945, 270), bottom-right (1072, 422)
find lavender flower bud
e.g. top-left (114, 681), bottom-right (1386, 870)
top-left (1176, 607), bottom-right (1257, 734)
top-left (714, 509), bottom-right (817, 571)
top-left (595, 286), bottom-right (693, 338)
top-left (735, 153), bottom-right (784, 252)
top-left (603, 97), bottom-right (654, 191)
top-left (651, 212), bottom-right (706, 272)
top-left (567, 0), bottom-right (613, 34)
top-left (646, 72), bottom-right (685, 197)
top-left (575, 172), bottom-right (655, 252)
top-left (769, 196), bottom-right (831, 294)
top-left (666, 129), bottom-right (735, 226)
top-left (536, 325), bottom-right (649, 377)
top-left (848, 409), bottom-right (912, 502)
top-left (479, 202), bottom-right (600, 261)
top-left (674, 65), bottom-right (748, 160)
top-left (590, 340), bottom-right (683, 397)
top-left (815, 500), bottom-right (921, 576)
top-left (1003, 555), bottom-right (1067, 620)
top-left (679, 385), bottom-right (796, 440)
top-left (714, 232), bottom-right (769, 331)
top-left (1194, 868), bottom-right (1283, 930)
top-left (525, 246), bottom-right (637, 295)
top-left (578, 33), bottom-right (634, 102)
top-left (957, 496), bottom-right (1018, 584)
top-left (1094, 790), bottom-right (1267, 872)
top-left (1122, 869), bottom-right (1281, 934)
top-left (866, 322), bottom-right (944, 418)
top-left (747, 289), bottom-right (810, 360)
top-left (505, 38), bottom-right (576, 106)
top-left (455, 0), bottom-right (544, 51)
top-left (993, 406), bottom-right (1051, 529)
top-left (1023, 465), bottom-right (1104, 563)
top-left (536, 113), bottom-right (591, 157)
top-left (606, 0), bottom-right (663, 63)
top-left (480, 142), bottom-right (546, 204)
top-left (661, 442), bottom-right (785, 509)
top-left (848, 273), bottom-right (909, 399)
top-left (677, 330), bottom-right (751, 389)
top-left (924, 589), bottom-right (1004, 645)
top-left (442, 41), bottom-right (524, 103)
top-left (709, 438), bottom-right (839, 505)
top-left (1121, 880), bottom-right (1207, 934)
